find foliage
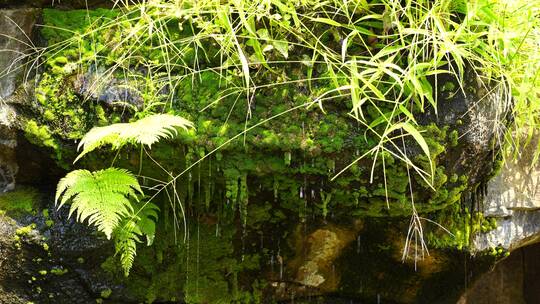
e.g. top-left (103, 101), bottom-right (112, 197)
top-left (55, 113), bottom-right (191, 275)
top-left (0, 187), bottom-right (39, 217)
top-left (114, 201), bottom-right (159, 276)
top-left (75, 113), bottom-right (194, 162)
top-left (27, 0), bottom-right (540, 290)
top-left (55, 168), bottom-right (142, 239)
top-left (35, 0), bottom-right (537, 191)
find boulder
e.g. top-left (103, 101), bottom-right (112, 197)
top-left (473, 134), bottom-right (540, 251)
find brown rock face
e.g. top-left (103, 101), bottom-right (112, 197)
top-left (458, 242), bottom-right (540, 304)
top-left (272, 221), bottom-right (363, 300)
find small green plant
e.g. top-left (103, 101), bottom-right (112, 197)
top-left (55, 113), bottom-right (193, 275)
top-left (55, 168), bottom-right (143, 239)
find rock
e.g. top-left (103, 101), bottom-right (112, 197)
top-left (291, 223), bottom-right (361, 291)
top-left (73, 67), bottom-right (144, 110)
top-left (473, 134), bottom-right (540, 251)
top-left (473, 211), bottom-right (540, 251)
top-left (0, 193), bottom-right (129, 303)
top-left (483, 135), bottom-right (540, 216)
top-left (0, 9), bottom-right (39, 99)
top-left (0, 125), bottom-right (17, 192)
top-left (0, 8), bottom-right (39, 192)
top-left (458, 242), bottom-right (540, 304)
top-left (420, 68), bottom-right (506, 186)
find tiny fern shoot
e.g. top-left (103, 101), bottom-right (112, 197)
top-left (55, 168), bottom-right (142, 239)
top-left (74, 114), bottom-right (194, 162)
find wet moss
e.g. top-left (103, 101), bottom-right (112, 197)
top-left (101, 221), bottom-right (263, 303)
top-left (0, 187), bottom-right (40, 217)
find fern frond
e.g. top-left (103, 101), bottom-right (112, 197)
top-left (55, 168), bottom-right (143, 239)
top-left (74, 114), bottom-right (193, 162)
top-left (114, 220), bottom-right (140, 277)
top-left (133, 201), bottom-right (160, 246)
top-left (114, 202), bottom-right (160, 276)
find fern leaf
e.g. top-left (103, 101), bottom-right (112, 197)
top-left (114, 202), bottom-right (159, 276)
top-left (133, 201), bottom-right (160, 246)
top-left (75, 114), bottom-right (193, 162)
top-left (114, 220), bottom-right (140, 277)
top-left (55, 168), bottom-right (143, 239)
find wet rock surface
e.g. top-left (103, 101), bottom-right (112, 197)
top-left (0, 8), bottom-right (38, 193)
top-left (474, 134), bottom-right (540, 251)
top-left (459, 242), bottom-right (540, 304)
top-left (0, 197), bottom-right (130, 304)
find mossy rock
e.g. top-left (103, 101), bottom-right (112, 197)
top-left (0, 187), bottom-right (40, 217)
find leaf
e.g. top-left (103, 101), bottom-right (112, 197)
top-left (384, 122), bottom-right (433, 179)
top-left (114, 220), bottom-right (140, 276)
top-left (55, 168), bottom-right (142, 239)
top-left (246, 38), bottom-right (270, 69)
top-left (133, 201), bottom-right (160, 246)
top-left (75, 114), bottom-right (193, 162)
top-left (350, 59), bottom-right (366, 120)
top-left (399, 104), bottom-right (417, 124)
top-left (341, 35), bottom-right (349, 62)
top-left (114, 201), bottom-right (160, 276)
top-left (312, 17), bottom-right (342, 27)
top-left (273, 40), bottom-right (289, 58)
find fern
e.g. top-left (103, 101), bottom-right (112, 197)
top-left (56, 114), bottom-right (189, 275)
top-left (114, 220), bottom-right (139, 276)
top-left (55, 168), bottom-right (143, 239)
top-left (74, 114), bottom-right (193, 162)
top-left (114, 202), bottom-right (159, 276)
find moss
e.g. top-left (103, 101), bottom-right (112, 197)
top-left (448, 130), bottom-right (459, 147)
top-left (16, 224), bottom-right (36, 237)
top-left (0, 187), bottom-right (40, 217)
top-left (100, 289), bottom-right (112, 299)
top-left (426, 206), bottom-right (498, 250)
top-left (42, 9), bottom-right (120, 44)
top-left (50, 267), bottom-right (69, 276)
top-left (102, 221), bottom-right (263, 303)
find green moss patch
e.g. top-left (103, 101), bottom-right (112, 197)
top-left (0, 187), bottom-right (40, 217)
